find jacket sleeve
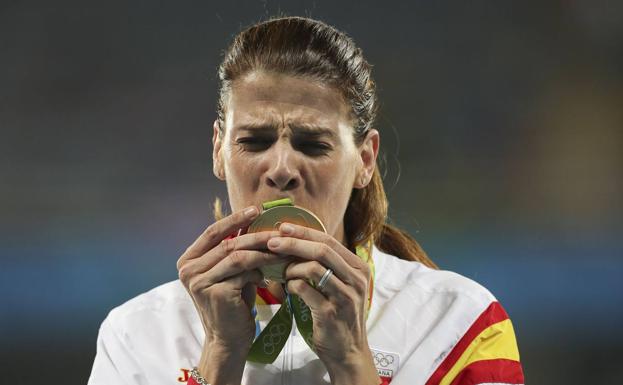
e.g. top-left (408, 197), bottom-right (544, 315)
top-left (425, 302), bottom-right (525, 385)
top-left (87, 317), bottom-right (147, 385)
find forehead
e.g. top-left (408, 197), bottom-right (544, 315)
top-left (225, 71), bottom-right (353, 132)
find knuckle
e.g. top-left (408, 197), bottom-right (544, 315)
top-left (295, 279), bottom-right (308, 292)
top-left (220, 237), bottom-right (236, 254)
top-left (232, 209), bottom-right (246, 225)
top-left (292, 279), bottom-right (307, 292)
top-left (273, 236), bottom-right (289, 250)
top-left (353, 275), bottom-right (367, 292)
top-left (228, 250), bottom-right (247, 269)
top-left (320, 303), bottom-right (337, 319)
top-left (283, 261), bottom-right (295, 276)
top-left (188, 279), bottom-right (201, 295)
top-left (176, 256), bottom-right (184, 271)
top-left (178, 265), bottom-right (192, 283)
top-left (324, 233), bottom-right (338, 247)
top-left (203, 225), bottom-right (219, 246)
top-left (252, 232), bottom-right (264, 243)
top-left (310, 261), bottom-right (322, 276)
top-left (285, 279), bottom-right (296, 293)
top-left (313, 243), bottom-right (329, 261)
top-left (283, 237), bottom-right (295, 249)
top-left (257, 231), bottom-right (272, 244)
top-left (300, 226), bottom-right (310, 239)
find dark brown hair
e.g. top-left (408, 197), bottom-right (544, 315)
top-left (215, 16), bottom-right (436, 268)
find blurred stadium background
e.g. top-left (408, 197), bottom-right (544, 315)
top-left (1, 1), bottom-right (622, 384)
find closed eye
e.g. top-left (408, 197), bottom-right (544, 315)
top-left (237, 137), bottom-right (275, 151)
top-left (294, 140), bottom-right (332, 156)
top-left (236, 136), bottom-right (333, 156)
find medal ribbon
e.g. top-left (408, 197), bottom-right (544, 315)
top-left (246, 199), bottom-right (375, 364)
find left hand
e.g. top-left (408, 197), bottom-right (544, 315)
top-left (267, 223), bottom-right (380, 385)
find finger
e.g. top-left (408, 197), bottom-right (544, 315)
top-left (287, 263), bottom-right (363, 324)
top-left (285, 260), bottom-right (343, 298)
top-left (192, 250), bottom-right (292, 291)
top-left (188, 268), bottom-right (264, 299)
top-left (218, 269), bottom-right (265, 290)
top-left (178, 230), bottom-right (280, 281)
top-left (222, 270), bottom-right (264, 311)
top-left (278, 223), bottom-right (368, 269)
top-left (224, 230), bottom-right (280, 252)
top-left (267, 236), bottom-right (355, 286)
top-left (286, 278), bottom-right (327, 310)
top-left (179, 206), bottom-right (259, 264)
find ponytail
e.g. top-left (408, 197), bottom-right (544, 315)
top-left (346, 167), bottom-right (437, 268)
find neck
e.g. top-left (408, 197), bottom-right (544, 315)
top-left (335, 221), bottom-right (349, 248)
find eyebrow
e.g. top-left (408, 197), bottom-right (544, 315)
top-left (237, 122), bottom-right (338, 140)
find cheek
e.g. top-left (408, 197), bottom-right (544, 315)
top-left (224, 144), bottom-right (258, 176)
top-left (223, 149), bottom-right (263, 202)
top-left (313, 155), bottom-right (357, 200)
top-left (229, 160), bottom-right (261, 194)
top-left (324, 153), bottom-right (358, 183)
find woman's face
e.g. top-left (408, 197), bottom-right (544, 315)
top-left (213, 71), bottom-right (378, 245)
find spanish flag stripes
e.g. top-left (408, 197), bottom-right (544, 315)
top-left (426, 302), bottom-right (524, 385)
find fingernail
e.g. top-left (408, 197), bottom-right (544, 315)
top-left (244, 206), bottom-right (258, 217)
top-left (268, 238), bottom-right (280, 248)
top-left (281, 223), bottom-right (294, 235)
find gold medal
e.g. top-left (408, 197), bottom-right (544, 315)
top-left (247, 203), bottom-right (326, 282)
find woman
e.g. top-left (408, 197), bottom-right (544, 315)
top-left (88, 17), bottom-right (524, 385)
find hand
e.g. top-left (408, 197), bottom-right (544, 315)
top-left (176, 206), bottom-right (286, 384)
top-left (267, 223), bottom-right (381, 385)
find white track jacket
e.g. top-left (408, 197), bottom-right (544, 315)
top-left (88, 246), bottom-right (524, 385)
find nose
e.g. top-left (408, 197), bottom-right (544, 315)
top-left (265, 140), bottom-right (301, 191)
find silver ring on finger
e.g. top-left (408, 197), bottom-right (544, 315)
top-left (316, 268), bottom-right (333, 293)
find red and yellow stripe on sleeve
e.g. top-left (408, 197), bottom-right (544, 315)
top-left (426, 302), bottom-right (524, 385)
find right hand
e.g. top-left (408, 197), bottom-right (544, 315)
top-left (176, 205), bottom-right (284, 354)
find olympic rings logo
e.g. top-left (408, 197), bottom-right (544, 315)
top-left (262, 324), bottom-right (288, 355)
top-left (373, 352), bottom-right (395, 368)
